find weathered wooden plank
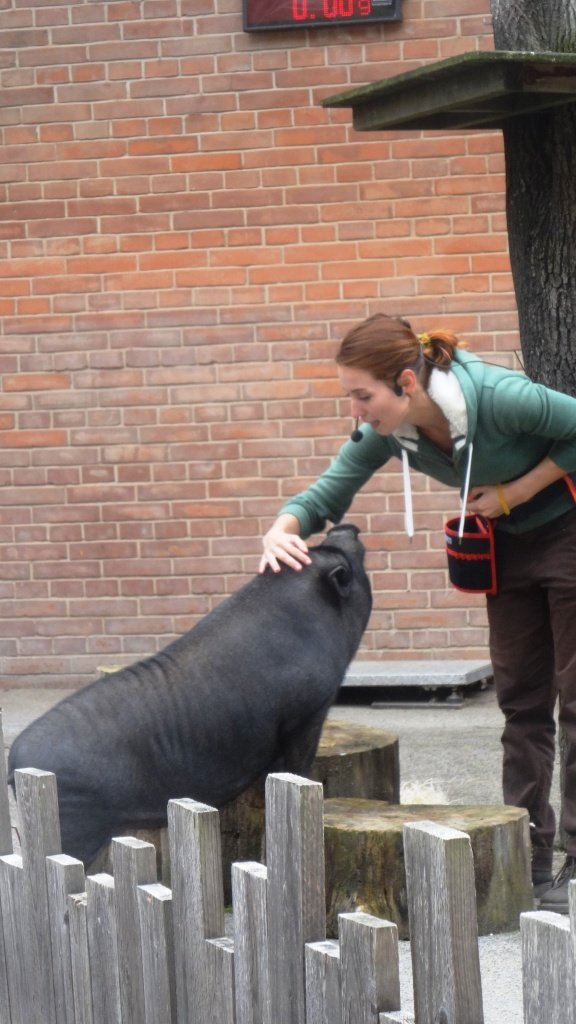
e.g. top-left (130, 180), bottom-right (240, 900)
top-left (137, 882), bottom-right (177, 1024)
top-left (232, 861), bottom-right (269, 1024)
top-left (14, 768), bottom-right (61, 1024)
top-left (266, 773), bottom-right (326, 1024)
top-left (168, 797), bottom-right (225, 1024)
top-left (0, 853), bottom-right (27, 1024)
top-left (0, 712), bottom-right (13, 1018)
top-left (86, 872), bottom-right (121, 1024)
top-left (0, 711), bottom-right (13, 855)
top-left (403, 820), bottom-right (484, 1024)
top-left (0, 918), bottom-right (11, 1024)
top-left (46, 854), bottom-right (86, 1024)
top-left (340, 912), bottom-right (400, 1022)
top-left (68, 892), bottom-right (94, 1024)
top-left (521, 910), bottom-right (576, 1024)
top-left (206, 936), bottom-right (235, 1024)
top-left (305, 939), bottom-right (342, 1024)
top-left (111, 836), bottom-right (157, 1024)
top-left (569, 877), bottom-right (576, 1007)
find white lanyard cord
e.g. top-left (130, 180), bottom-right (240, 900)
top-left (458, 442), bottom-right (474, 539)
top-left (402, 448), bottom-right (414, 539)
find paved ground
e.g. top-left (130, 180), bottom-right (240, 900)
top-left (332, 683), bottom-right (563, 1024)
top-left (0, 681), bottom-right (564, 1023)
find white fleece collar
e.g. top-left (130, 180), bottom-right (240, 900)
top-left (394, 367), bottom-right (468, 452)
top-left (427, 367), bottom-right (468, 446)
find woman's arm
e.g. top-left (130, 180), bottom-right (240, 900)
top-left (259, 429), bottom-right (393, 572)
top-left (468, 456), bottom-right (567, 519)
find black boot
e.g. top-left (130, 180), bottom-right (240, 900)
top-left (532, 867), bottom-right (554, 900)
top-left (538, 855), bottom-right (576, 914)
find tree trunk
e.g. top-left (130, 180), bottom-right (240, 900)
top-left (490, 0), bottom-right (576, 391)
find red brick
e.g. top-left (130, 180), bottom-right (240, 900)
top-left (1, 430), bottom-right (67, 448)
top-left (0, 0), bottom-right (503, 677)
top-left (4, 372), bottom-right (70, 391)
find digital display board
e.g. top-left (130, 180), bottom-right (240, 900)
top-left (244, 0), bottom-right (401, 32)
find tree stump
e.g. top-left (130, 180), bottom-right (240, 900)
top-left (91, 720), bottom-right (400, 901)
top-left (218, 720), bottom-right (399, 897)
top-left (310, 720), bottom-right (400, 803)
top-left (323, 799), bottom-right (533, 940)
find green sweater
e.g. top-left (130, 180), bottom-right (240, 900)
top-left (281, 351), bottom-right (576, 537)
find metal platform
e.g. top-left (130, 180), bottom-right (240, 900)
top-left (341, 659), bottom-right (493, 708)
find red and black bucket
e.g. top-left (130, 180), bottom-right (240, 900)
top-left (444, 514), bottom-right (497, 595)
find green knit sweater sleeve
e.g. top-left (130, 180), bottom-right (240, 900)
top-left (280, 428), bottom-right (395, 538)
top-left (491, 374), bottom-right (576, 472)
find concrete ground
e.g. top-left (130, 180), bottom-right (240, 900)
top-left (331, 682), bottom-right (563, 1024)
top-left (0, 681), bottom-right (564, 1024)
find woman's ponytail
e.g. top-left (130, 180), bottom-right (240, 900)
top-left (418, 329), bottom-right (464, 369)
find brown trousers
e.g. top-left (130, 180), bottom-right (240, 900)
top-left (487, 507), bottom-right (576, 873)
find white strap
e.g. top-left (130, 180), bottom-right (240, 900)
top-left (458, 442), bottom-right (474, 539)
top-left (402, 448), bottom-right (414, 539)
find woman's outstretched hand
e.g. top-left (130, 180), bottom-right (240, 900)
top-left (259, 515), bottom-right (312, 574)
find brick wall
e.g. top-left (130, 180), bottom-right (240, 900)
top-left (0, 0), bottom-right (518, 685)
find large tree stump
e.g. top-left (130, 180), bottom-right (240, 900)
top-left (90, 720), bottom-right (400, 901)
top-left (218, 720), bottom-right (399, 896)
top-left (323, 799), bottom-right (533, 940)
top-left (310, 720), bottom-right (399, 803)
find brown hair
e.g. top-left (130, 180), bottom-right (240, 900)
top-left (335, 313), bottom-right (463, 387)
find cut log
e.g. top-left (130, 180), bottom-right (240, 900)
top-left (310, 720), bottom-right (399, 803)
top-left (89, 721), bottom-right (400, 902)
top-left (219, 720), bottom-right (399, 896)
top-left (323, 799), bottom-right (533, 940)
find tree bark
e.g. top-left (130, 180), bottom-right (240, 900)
top-left (491, 0), bottom-right (576, 51)
top-left (490, 0), bottom-right (576, 391)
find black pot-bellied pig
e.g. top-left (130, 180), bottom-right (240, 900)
top-left (8, 524), bottom-right (371, 865)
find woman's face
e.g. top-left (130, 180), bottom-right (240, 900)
top-left (337, 364), bottom-right (410, 436)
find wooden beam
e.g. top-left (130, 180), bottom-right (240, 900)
top-left (323, 51), bottom-right (576, 131)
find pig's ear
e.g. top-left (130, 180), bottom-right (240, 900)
top-left (327, 562), bottom-right (353, 598)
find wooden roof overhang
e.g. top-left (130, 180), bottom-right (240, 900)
top-left (322, 51), bottom-right (576, 131)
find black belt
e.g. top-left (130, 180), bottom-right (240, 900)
top-left (495, 506), bottom-right (576, 545)
top-left (504, 471), bottom-right (576, 526)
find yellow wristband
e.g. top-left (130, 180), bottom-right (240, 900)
top-left (496, 483), bottom-right (511, 516)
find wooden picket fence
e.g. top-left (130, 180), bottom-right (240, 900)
top-left (0, 718), bottom-right (573, 1023)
